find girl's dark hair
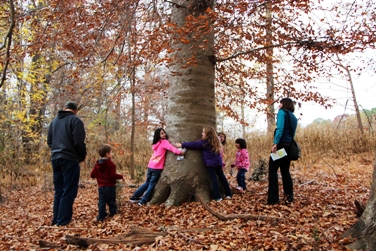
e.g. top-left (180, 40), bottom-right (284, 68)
top-left (217, 132), bottom-right (227, 145)
top-left (235, 138), bottom-right (247, 149)
top-left (99, 144), bottom-right (112, 157)
top-left (280, 98), bottom-right (295, 113)
top-left (152, 128), bottom-right (168, 144)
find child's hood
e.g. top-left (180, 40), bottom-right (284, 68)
top-left (152, 139), bottom-right (165, 151)
top-left (96, 158), bottom-right (110, 172)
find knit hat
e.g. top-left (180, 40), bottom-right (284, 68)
top-left (64, 101), bottom-right (78, 110)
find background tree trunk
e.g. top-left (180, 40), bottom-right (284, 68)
top-left (342, 148), bottom-right (376, 250)
top-left (265, 1), bottom-right (275, 132)
top-left (150, 0), bottom-right (216, 206)
top-left (334, 54), bottom-right (364, 134)
top-left (130, 67), bottom-right (136, 180)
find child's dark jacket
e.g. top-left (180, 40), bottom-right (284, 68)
top-left (90, 159), bottom-right (123, 187)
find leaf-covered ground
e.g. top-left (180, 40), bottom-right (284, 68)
top-left (0, 153), bottom-right (373, 250)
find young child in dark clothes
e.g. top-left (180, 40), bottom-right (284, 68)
top-left (90, 144), bottom-right (123, 221)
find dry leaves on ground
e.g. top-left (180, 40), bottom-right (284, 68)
top-left (0, 153), bottom-right (372, 250)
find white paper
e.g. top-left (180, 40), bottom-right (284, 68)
top-left (177, 148), bottom-right (186, 160)
top-left (270, 148), bottom-right (287, 161)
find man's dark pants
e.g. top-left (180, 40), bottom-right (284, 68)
top-left (52, 158), bottom-right (80, 226)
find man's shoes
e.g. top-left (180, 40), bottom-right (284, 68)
top-left (266, 201), bottom-right (279, 205)
top-left (214, 198), bottom-right (223, 202)
top-left (225, 196), bottom-right (231, 200)
top-left (138, 201), bottom-right (145, 206)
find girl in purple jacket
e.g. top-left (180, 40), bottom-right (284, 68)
top-left (130, 128), bottom-right (184, 206)
top-left (175, 127), bottom-right (232, 201)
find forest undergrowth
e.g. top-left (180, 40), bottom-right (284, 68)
top-left (0, 150), bottom-right (374, 250)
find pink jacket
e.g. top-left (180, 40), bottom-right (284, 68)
top-left (233, 149), bottom-right (250, 171)
top-left (148, 139), bottom-right (181, 170)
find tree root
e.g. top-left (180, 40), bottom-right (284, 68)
top-left (59, 225), bottom-right (222, 248)
top-left (39, 240), bottom-right (61, 248)
top-left (65, 226), bottom-right (167, 247)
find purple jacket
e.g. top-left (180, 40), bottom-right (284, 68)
top-left (182, 140), bottom-right (222, 168)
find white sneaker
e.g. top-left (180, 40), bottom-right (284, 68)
top-left (236, 186), bottom-right (244, 191)
top-left (225, 196), bottom-right (231, 200)
top-left (214, 198), bottom-right (223, 202)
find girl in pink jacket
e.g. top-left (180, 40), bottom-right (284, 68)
top-left (130, 128), bottom-right (184, 205)
top-left (231, 138), bottom-right (250, 191)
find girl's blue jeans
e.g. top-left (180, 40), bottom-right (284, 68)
top-left (132, 168), bottom-right (162, 204)
top-left (237, 168), bottom-right (247, 190)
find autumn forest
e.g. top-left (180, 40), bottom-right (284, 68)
top-left (1, 0), bottom-right (376, 250)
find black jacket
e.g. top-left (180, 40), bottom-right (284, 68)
top-left (47, 110), bottom-right (86, 162)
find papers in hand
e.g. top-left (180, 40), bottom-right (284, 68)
top-left (270, 148), bottom-right (287, 161)
top-left (177, 148), bottom-right (186, 161)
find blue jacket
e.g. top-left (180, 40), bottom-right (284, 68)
top-left (47, 110), bottom-right (87, 162)
top-left (274, 109), bottom-right (298, 144)
top-left (182, 140), bottom-right (222, 168)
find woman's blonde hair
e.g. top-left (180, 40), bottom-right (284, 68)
top-left (203, 126), bottom-right (221, 154)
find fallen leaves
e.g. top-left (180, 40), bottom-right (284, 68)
top-left (0, 156), bottom-right (372, 250)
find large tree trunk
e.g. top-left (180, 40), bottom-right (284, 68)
top-left (342, 148), bottom-right (376, 250)
top-left (150, 0), bottom-right (216, 206)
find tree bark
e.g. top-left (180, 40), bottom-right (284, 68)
top-left (265, 1), bottom-right (275, 132)
top-left (332, 54), bottom-right (363, 133)
top-left (130, 66), bottom-right (136, 180)
top-left (342, 149), bottom-right (376, 250)
top-left (150, 0), bottom-right (216, 206)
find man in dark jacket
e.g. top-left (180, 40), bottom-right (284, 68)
top-left (47, 101), bottom-right (86, 226)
